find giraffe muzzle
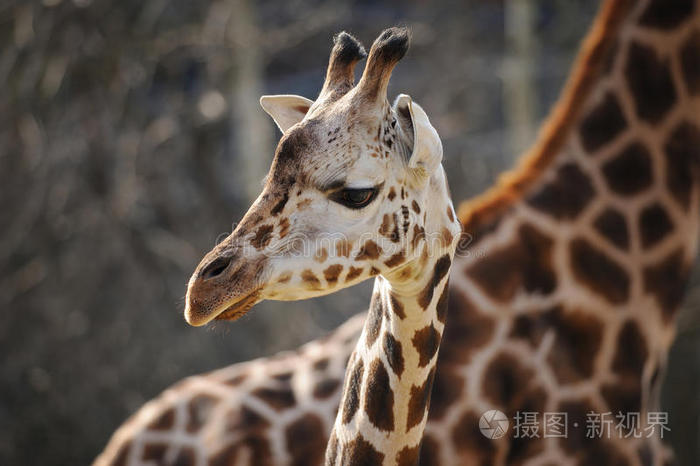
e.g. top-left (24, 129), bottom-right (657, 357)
top-left (184, 248), bottom-right (266, 326)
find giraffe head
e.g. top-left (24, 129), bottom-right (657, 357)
top-left (185, 28), bottom-right (459, 326)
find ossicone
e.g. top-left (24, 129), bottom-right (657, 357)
top-left (318, 31), bottom-right (367, 103)
top-left (356, 26), bottom-right (411, 102)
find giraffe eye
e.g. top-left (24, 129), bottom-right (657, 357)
top-left (331, 187), bottom-right (378, 209)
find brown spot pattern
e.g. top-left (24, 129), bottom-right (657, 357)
top-left (419, 434), bottom-right (440, 464)
top-left (511, 306), bottom-right (603, 384)
top-left (323, 264), bottom-right (343, 285)
top-left (396, 265), bottom-right (413, 281)
top-left (313, 357), bottom-right (329, 371)
top-left (383, 332), bottom-right (405, 377)
top-left (296, 198), bottom-right (312, 209)
top-left (363, 359), bottom-right (395, 431)
top-left (173, 447), bottom-right (196, 465)
top-left (111, 440), bottom-right (131, 466)
top-left (482, 353), bottom-right (533, 409)
top-left (440, 227), bottom-right (453, 248)
top-left (271, 192), bottom-right (289, 215)
top-left (624, 42), bottom-right (677, 124)
top-left (325, 432), bottom-right (338, 464)
top-left (593, 208), bottom-right (629, 250)
top-left (278, 218), bottom-right (290, 238)
top-left (440, 291), bottom-right (494, 365)
top-left (396, 444), bottom-right (420, 466)
top-left (417, 254), bottom-right (451, 309)
top-left (570, 237), bottom-right (630, 304)
top-left (406, 368), bottom-right (435, 432)
top-left (612, 320), bottom-right (648, 379)
top-left (556, 399), bottom-right (629, 465)
top-left (527, 163), bottom-right (595, 219)
top-left (355, 240), bottom-right (381, 260)
top-left (301, 269), bottom-right (321, 289)
top-left (223, 373), bottom-right (247, 386)
top-left (142, 443), bottom-right (166, 461)
top-left (251, 387), bottom-right (295, 411)
top-left (251, 224), bottom-right (274, 250)
top-left (313, 378), bottom-right (341, 399)
top-left (467, 224), bottom-right (556, 302)
top-left (148, 408), bottom-right (175, 430)
top-left (428, 364), bottom-right (464, 421)
top-left (384, 252), bottom-right (405, 267)
top-left (412, 323), bottom-right (441, 368)
top-left (400, 205), bottom-right (410, 233)
top-left (638, 0), bottom-right (695, 30)
top-left (285, 414), bottom-right (326, 466)
top-left (451, 410), bottom-right (497, 463)
top-left (639, 203), bottom-right (673, 248)
top-left (390, 213), bottom-right (401, 242)
top-left (510, 313), bottom-right (547, 347)
top-left (664, 121), bottom-right (700, 210)
top-left (435, 284), bottom-right (449, 324)
top-left (272, 371), bottom-right (292, 382)
top-left (546, 307), bottom-right (604, 384)
top-left (506, 422), bottom-right (546, 464)
top-left (579, 91), bottom-right (627, 154)
top-left (345, 266), bottom-right (363, 282)
top-left (411, 200), bottom-right (421, 214)
top-left (314, 247), bottom-right (328, 263)
top-left (390, 293), bottom-right (406, 319)
top-left (680, 30), bottom-right (700, 95)
top-left (411, 224), bottom-right (425, 250)
top-left (186, 394), bottom-right (218, 433)
top-left (643, 249), bottom-right (689, 321)
top-left (209, 436), bottom-right (271, 466)
top-left (340, 434), bottom-right (384, 464)
top-left (335, 239), bottom-right (352, 257)
top-left (602, 380), bottom-right (642, 419)
top-left (365, 294), bottom-right (383, 348)
top-left (602, 141), bottom-right (654, 196)
top-left (225, 406), bottom-right (269, 432)
top-left (341, 358), bottom-right (363, 424)
top-left (379, 213), bottom-right (393, 238)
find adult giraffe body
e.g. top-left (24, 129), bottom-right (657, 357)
top-left (96, 0), bottom-right (700, 464)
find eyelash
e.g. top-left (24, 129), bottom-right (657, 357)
top-left (329, 187), bottom-right (379, 209)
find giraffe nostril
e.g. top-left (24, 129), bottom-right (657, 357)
top-left (200, 256), bottom-right (232, 280)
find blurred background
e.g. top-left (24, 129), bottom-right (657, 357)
top-left (1, 0), bottom-right (698, 464)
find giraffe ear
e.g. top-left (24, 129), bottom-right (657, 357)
top-left (259, 95), bottom-right (314, 132)
top-left (394, 94), bottom-right (442, 183)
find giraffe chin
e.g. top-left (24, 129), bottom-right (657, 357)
top-left (213, 291), bottom-right (261, 322)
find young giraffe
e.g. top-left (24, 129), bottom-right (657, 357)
top-left (185, 27), bottom-right (461, 463)
top-left (97, 28), bottom-right (460, 466)
top-left (96, 0), bottom-right (700, 464)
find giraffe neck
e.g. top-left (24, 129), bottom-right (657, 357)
top-left (454, 3), bottom-right (700, 461)
top-left (325, 169), bottom-right (459, 465)
top-left (325, 263), bottom-right (452, 465)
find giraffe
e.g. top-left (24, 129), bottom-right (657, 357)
top-left (184, 27), bottom-right (461, 464)
top-left (95, 0), bottom-right (700, 464)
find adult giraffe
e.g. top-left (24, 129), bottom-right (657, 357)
top-left (96, 0), bottom-right (700, 464)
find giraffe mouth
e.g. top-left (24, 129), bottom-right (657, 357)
top-left (214, 290), bottom-right (261, 322)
